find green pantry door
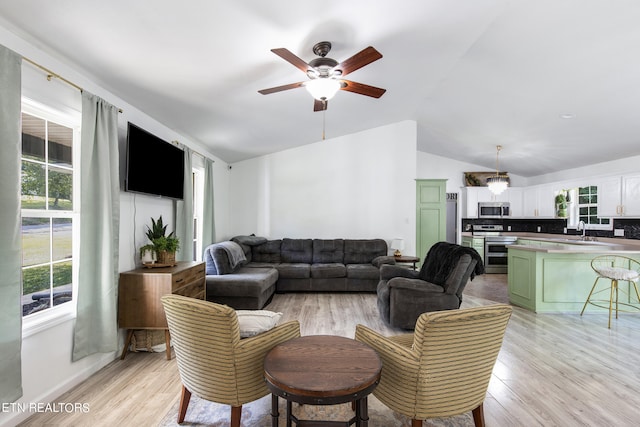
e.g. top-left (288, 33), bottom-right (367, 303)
top-left (416, 179), bottom-right (447, 267)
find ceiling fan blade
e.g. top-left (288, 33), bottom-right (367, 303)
top-left (314, 99), bottom-right (328, 112)
top-left (335, 46), bottom-right (382, 76)
top-left (258, 82), bottom-right (305, 95)
top-left (271, 48), bottom-right (313, 74)
top-left (340, 80), bottom-right (386, 98)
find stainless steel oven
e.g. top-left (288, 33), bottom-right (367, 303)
top-left (478, 202), bottom-right (510, 218)
top-left (472, 224), bottom-right (517, 274)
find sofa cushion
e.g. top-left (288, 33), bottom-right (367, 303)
top-left (346, 264), bottom-right (380, 280)
top-left (235, 310), bottom-right (282, 338)
top-left (313, 239), bottom-right (345, 263)
top-left (281, 238), bottom-right (313, 263)
top-left (311, 263), bottom-right (346, 279)
top-left (277, 263), bottom-right (311, 279)
top-left (344, 239), bottom-right (387, 264)
top-left (205, 266), bottom-right (278, 310)
top-left (252, 240), bottom-right (282, 263)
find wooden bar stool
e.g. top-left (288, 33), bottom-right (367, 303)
top-left (581, 255), bottom-right (640, 328)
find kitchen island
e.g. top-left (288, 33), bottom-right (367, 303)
top-left (507, 237), bottom-right (640, 312)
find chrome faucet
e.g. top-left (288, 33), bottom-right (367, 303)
top-left (577, 221), bottom-right (586, 240)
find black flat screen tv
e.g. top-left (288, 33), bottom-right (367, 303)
top-left (125, 122), bottom-right (185, 200)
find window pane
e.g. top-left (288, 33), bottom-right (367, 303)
top-left (22, 264), bottom-right (52, 316)
top-left (21, 160), bottom-right (46, 209)
top-left (52, 261), bottom-right (73, 307)
top-left (22, 217), bottom-right (50, 267)
top-left (48, 122), bottom-right (73, 167)
top-left (579, 207), bottom-right (588, 215)
top-left (52, 218), bottom-right (72, 261)
top-left (578, 195), bottom-right (590, 204)
top-left (21, 113), bottom-right (46, 162)
top-left (48, 167), bottom-right (73, 210)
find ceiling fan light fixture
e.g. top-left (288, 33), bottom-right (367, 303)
top-left (487, 145), bottom-right (509, 195)
top-left (304, 78), bottom-right (341, 101)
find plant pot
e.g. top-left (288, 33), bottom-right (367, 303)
top-left (157, 250), bottom-right (176, 265)
top-left (140, 248), bottom-right (156, 264)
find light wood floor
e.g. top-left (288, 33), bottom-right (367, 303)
top-left (17, 274), bottom-right (640, 426)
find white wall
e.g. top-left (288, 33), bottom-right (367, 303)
top-left (226, 121), bottom-right (418, 255)
top-left (0, 24), bottom-right (230, 427)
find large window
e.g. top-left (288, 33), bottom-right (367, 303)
top-left (21, 105), bottom-right (79, 318)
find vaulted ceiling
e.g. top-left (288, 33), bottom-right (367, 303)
top-left (2, 0), bottom-right (640, 177)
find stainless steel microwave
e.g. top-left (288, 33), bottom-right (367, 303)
top-left (478, 202), bottom-right (510, 218)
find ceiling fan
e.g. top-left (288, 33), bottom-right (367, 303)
top-left (258, 41), bottom-right (386, 112)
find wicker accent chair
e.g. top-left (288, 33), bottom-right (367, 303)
top-left (161, 294), bottom-right (301, 427)
top-left (355, 304), bottom-right (512, 427)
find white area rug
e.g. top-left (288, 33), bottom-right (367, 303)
top-left (158, 392), bottom-right (475, 426)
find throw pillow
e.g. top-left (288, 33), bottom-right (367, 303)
top-left (236, 310), bottom-right (283, 338)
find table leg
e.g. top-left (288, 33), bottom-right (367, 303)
top-left (270, 394), bottom-right (279, 427)
top-left (165, 329), bottom-right (172, 360)
top-left (286, 400), bottom-right (292, 427)
top-left (355, 397), bottom-right (369, 427)
top-left (120, 329), bottom-right (135, 360)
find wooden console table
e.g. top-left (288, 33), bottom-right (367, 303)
top-left (117, 261), bottom-right (205, 360)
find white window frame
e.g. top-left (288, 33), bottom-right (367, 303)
top-left (568, 186), bottom-right (612, 231)
top-left (21, 98), bottom-right (81, 337)
top-left (192, 163), bottom-right (205, 262)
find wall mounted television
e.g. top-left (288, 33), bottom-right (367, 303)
top-left (125, 122), bottom-right (185, 200)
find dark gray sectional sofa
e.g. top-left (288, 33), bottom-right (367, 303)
top-left (204, 236), bottom-right (394, 309)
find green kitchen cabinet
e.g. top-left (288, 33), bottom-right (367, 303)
top-left (461, 236), bottom-right (484, 264)
top-left (508, 245), bottom-right (640, 313)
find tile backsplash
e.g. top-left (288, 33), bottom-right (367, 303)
top-left (462, 217), bottom-right (640, 240)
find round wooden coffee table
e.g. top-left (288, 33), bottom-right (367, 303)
top-left (264, 335), bottom-right (382, 427)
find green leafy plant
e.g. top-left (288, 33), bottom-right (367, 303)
top-left (146, 215), bottom-right (171, 241)
top-left (140, 216), bottom-right (180, 262)
top-left (153, 235), bottom-right (180, 253)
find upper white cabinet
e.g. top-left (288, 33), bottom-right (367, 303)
top-left (598, 174), bottom-right (640, 217)
top-left (522, 185), bottom-right (555, 218)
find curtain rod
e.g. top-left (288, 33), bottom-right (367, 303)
top-left (172, 140), bottom-right (214, 163)
top-left (22, 56), bottom-right (123, 113)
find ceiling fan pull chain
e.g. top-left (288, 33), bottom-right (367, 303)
top-left (322, 109), bottom-right (326, 140)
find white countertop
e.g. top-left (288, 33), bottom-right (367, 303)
top-left (463, 232), bottom-right (640, 254)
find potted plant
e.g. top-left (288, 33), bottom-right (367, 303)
top-left (555, 192), bottom-right (568, 218)
top-left (140, 216), bottom-right (180, 266)
top-left (139, 243), bottom-right (157, 264)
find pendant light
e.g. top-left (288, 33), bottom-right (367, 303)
top-left (486, 145), bottom-right (509, 195)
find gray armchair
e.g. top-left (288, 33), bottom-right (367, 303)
top-left (377, 242), bottom-right (484, 329)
